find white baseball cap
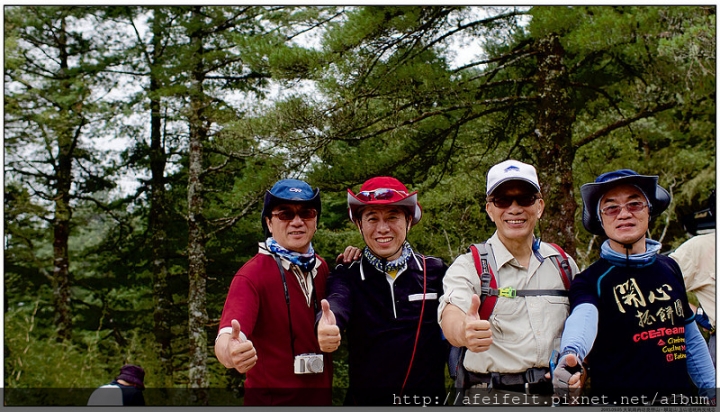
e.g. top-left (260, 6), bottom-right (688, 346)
top-left (486, 159), bottom-right (541, 196)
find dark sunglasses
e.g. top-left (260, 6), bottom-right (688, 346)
top-left (356, 188), bottom-right (408, 201)
top-left (271, 209), bottom-right (318, 221)
top-left (488, 194), bottom-right (539, 208)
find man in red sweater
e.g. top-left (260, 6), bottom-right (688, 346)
top-left (215, 179), bottom-right (332, 405)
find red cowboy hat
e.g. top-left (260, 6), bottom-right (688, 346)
top-left (347, 176), bottom-right (422, 225)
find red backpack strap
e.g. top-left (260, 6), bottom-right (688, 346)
top-left (469, 244), bottom-right (497, 321)
top-left (547, 243), bottom-right (572, 290)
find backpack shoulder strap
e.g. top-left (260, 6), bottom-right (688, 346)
top-left (546, 242), bottom-right (573, 290)
top-left (468, 242), bottom-right (497, 321)
top-left (468, 241), bottom-right (573, 320)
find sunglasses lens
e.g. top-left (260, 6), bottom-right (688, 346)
top-left (602, 206), bottom-right (620, 217)
top-left (298, 209), bottom-right (318, 219)
top-left (373, 189), bottom-right (395, 200)
top-left (276, 211), bottom-right (294, 220)
top-left (517, 195), bottom-right (537, 207)
top-left (626, 202), bottom-right (645, 213)
top-left (493, 198), bottom-right (513, 208)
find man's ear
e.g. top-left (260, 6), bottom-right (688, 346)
top-left (265, 216), bottom-right (273, 234)
top-left (536, 198), bottom-right (545, 219)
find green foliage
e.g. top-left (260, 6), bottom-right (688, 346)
top-left (3, 5), bottom-right (715, 401)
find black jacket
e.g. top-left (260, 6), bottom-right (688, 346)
top-left (324, 251), bottom-right (449, 405)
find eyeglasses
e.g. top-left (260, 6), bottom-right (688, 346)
top-left (356, 188), bottom-right (408, 201)
top-left (488, 194), bottom-right (539, 208)
top-left (271, 209), bottom-right (318, 221)
top-left (600, 201), bottom-right (648, 217)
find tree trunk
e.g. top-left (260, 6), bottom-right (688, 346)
top-left (534, 33), bottom-right (577, 257)
top-left (149, 8), bottom-right (174, 387)
top-left (52, 17), bottom-right (74, 342)
top-left (187, 9), bottom-right (209, 401)
top-left (52, 175), bottom-right (72, 342)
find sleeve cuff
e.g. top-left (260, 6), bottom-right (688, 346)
top-left (215, 327), bottom-right (247, 343)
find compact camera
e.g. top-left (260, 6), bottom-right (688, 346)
top-left (294, 353), bottom-right (324, 374)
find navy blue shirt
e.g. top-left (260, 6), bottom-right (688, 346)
top-left (570, 255), bottom-right (693, 401)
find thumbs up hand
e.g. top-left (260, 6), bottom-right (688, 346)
top-left (317, 299), bottom-right (341, 353)
top-left (552, 352), bottom-right (585, 398)
top-left (464, 294), bottom-right (493, 353)
top-left (230, 319), bottom-right (243, 340)
top-left (226, 319), bottom-right (257, 373)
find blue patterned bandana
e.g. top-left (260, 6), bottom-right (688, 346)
top-left (363, 241), bottom-right (413, 273)
top-left (600, 238), bottom-right (661, 268)
top-left (266, 237), bottom-right (316, 272)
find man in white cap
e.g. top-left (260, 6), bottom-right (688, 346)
top-left (438, 159), bottom-right (579, 405)
top-left (316, 176), bottom-right (449, 405)
top-left (552, 169), bottom-right (715, 405)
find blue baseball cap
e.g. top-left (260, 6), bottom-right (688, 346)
top-left (261, 179), bottom-right (321, 236)
top-left (580, 169), bottom-right (670, 236)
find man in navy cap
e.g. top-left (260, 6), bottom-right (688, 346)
top-left (552, 169), bottom-right (715, 405)
top-left (214, 179), bottom-right (333, 405)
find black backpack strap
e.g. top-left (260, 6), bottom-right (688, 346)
top-left (488, 289), bottom-right (569, 297)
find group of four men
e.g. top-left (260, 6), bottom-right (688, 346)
top-left (214, 159), bottom-right (715, 406)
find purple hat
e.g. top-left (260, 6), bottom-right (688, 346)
top-left (117, 364), bottom-right (145, 390)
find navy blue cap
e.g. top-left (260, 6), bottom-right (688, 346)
top-left (261, 179), bottom-right (321, 236)
top-left (580, 169), bottom-right (670, 236)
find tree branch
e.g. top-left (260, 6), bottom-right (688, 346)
top-left (574, 102), bottom-right (676, 149)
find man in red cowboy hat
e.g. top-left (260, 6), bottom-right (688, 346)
top-left (316, 176), bottom-right (449, 405)
top-left (215, 179), bottom-right (333, 405)
top-left (552, 169), bottom-right (715, 405)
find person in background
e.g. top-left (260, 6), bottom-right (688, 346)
top-left (553, 169), bottom-right (715, 405)
top-left (214, 179), bottom-right (333, 405)
top-left (316, 176), bottom-right (449, 405)
top-left (670, 230), bottom-right (716, 366)
top-left (438, 159), bottom-right (579, 405)
top-left (87, 364), bottom-right (146, 406)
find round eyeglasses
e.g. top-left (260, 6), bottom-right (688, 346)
top-left (600, 201), bottom-right (648, 218)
